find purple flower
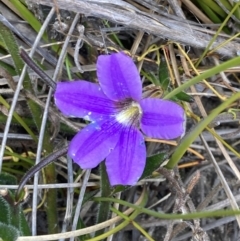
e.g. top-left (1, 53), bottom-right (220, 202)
top-left (54, 52), bottom-right (186, 186)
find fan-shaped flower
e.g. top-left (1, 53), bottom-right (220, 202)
top-left (54, 52), bottom-right (186, 185)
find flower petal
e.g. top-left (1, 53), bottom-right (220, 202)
top-left (54, 81), bottom-right (116, 121)
top-left (97, 52), bottom-right (142, 101)
top-left (140, 98), bottom-right (186, 139)
top-left (68, 119), bottom-right (122, 169)
top-left (106, 127), bottom-right (146, 185)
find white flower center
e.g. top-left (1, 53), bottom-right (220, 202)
top-left (115, 101), bottom-right (142, 125)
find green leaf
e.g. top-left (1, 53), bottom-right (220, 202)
top-left (76, 218), bottom-right (91, 241)
top-left (0, 173), bottom-right (30, 236)
top-left (0, 172), bottom-right (17, 185)
top-left (173, 91), bottom-right (194, 103)
top-left (201, 0), bottom-right (227, 18)
top-left (8, 0), bottom-right (71, 58)
top-left (141, 70), bottom-right (159, 86)
top-left (141, 153), bottom-right (166, 179)
top-left (0, 194), bottom-right (30, 236)
top-left (0, 196), bottom-right (11, 225)
top-left (158, 59), bottom-right (170, 91)
top-left (0, 46), bottom-right (8, 55)
top-left (0, 222), bottom-right (19, 241)
top-left (7, 0), bottom-right (48, 42)
top-left (111, 185), bottom-right (126, 194)
top-left (0, 23), bottom-right (25, 77)
top-left (0, 61), bottom-right (16, 75)
top-left (0, 96), bottom-right (38, 143)
top-left (9, 204), bottom-right (31, 236)
top-left (193, 0), bottom-right (230, 33)
top-left (149, 72), bottom-right (160, 87)
top-left (0, 21), bottom-right (54, 152)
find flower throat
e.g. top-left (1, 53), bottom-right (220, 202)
top-left (115, 99), bottom-right (142, 126)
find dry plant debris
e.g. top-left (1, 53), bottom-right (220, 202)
top-left (0, 0), bottom-right (240, 241)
